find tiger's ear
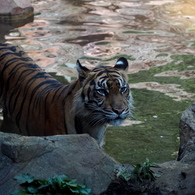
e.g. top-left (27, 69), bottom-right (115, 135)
top-left (114, 57), bottom-right (129, 71)
top-left (76, 60), bottom-right (90, 81)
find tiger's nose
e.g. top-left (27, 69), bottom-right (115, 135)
top-left (113, 108), bottom-right (125, 115)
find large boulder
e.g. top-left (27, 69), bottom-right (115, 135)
top-left (177, 102), bottom-right (195, 163)
top-left (0, 0), bottom-right (33, 20)
top-left (0, 132), bottom-right (118, 195)
top-left (155, 161), bottom-right (195, 195)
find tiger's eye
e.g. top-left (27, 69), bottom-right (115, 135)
top-left (96, 88), bottom-right (107, 96)
top-left (120, 86), bottom-right (127, 94)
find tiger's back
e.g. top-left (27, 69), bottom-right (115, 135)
top-left (0, 44), bottom-right (79, 136)
top-left (0, 43), bottom-right (133, 146)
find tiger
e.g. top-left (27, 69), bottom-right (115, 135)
top-left (0, 43), bottom-right (133, 146)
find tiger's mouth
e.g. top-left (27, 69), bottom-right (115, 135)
top-left (105, 110), bottom-right (129, 126)
top-left (108, 118), bottom-right (124, 126)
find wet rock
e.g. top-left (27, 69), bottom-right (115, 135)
top-left (0, 132), bottom-right (117, 195)
top-left (177, 102), bottom-right (195, 163)
top-left (0, 0), bottom-right (33, 20)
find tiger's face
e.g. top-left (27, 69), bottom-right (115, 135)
top-left (75, 57), bottom-right (133, 127)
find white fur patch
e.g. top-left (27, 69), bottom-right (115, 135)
top-left (116, 60), bottom-right (124, 65)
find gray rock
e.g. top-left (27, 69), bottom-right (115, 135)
top-left (155, 161), bottom-right (195, 195)
top-left (0, 132), bottom-right (118, 195)
top-left (0, 0), bottom-right (32, 13)
top-left (0, 0), bottom-right (33, 21)
top-left (178, 102), bottom-right (195, 163)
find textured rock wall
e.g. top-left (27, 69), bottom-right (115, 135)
top-left (0, 132), bottom-right (117, 195)
top-left (155, 161), bottom-right (195, 195)
top-left (178, 102), bottom-right (195, 163)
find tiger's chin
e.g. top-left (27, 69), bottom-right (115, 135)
top-left (108, 118), bottom-right (124, 126)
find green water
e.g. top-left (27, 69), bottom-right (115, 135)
top-left (129, 54), bottom-right (195, 87)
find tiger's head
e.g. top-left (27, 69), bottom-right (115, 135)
top-left (74, 57), bottom-right (133, 130)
